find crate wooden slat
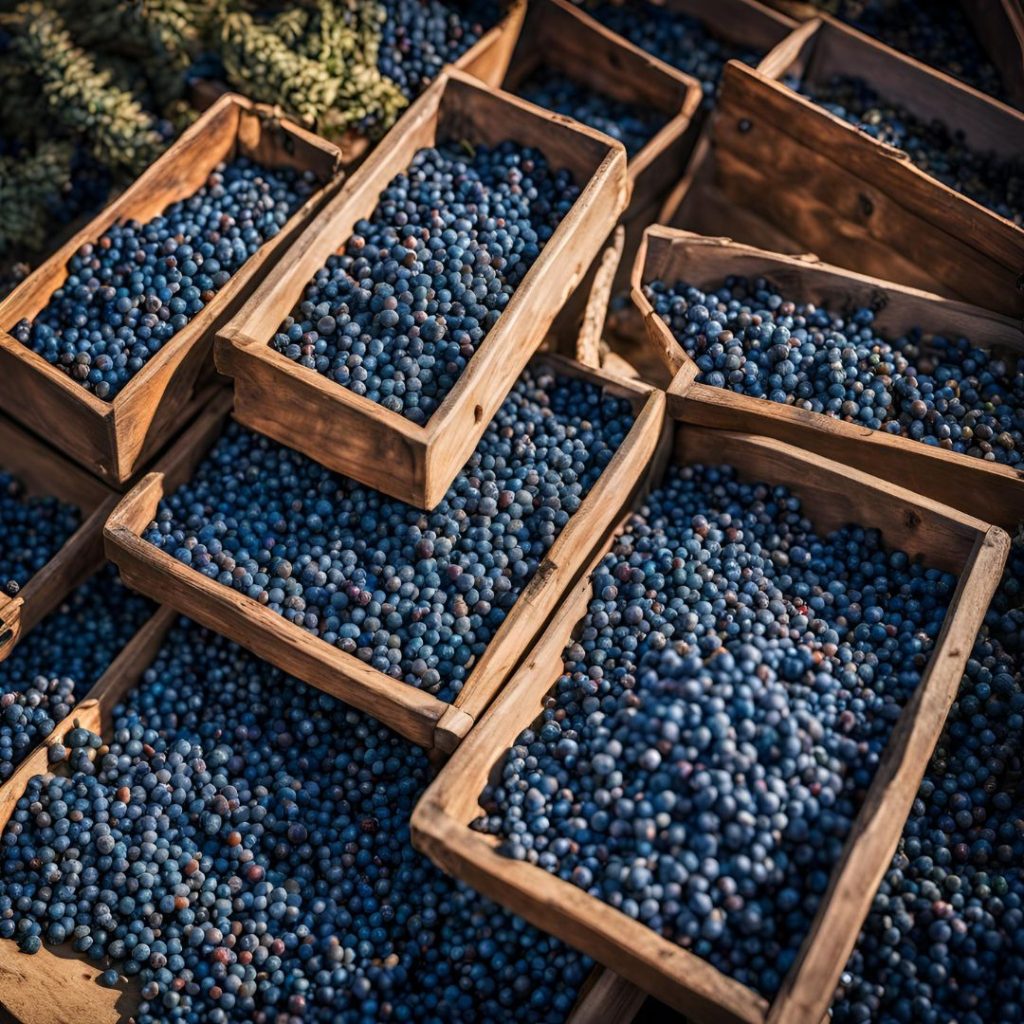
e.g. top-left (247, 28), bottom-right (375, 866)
top-left (0, 416), bottom-right (118, 662)
top-left (104, 357), bottom-right (665, 750)
top-left (215, 68), bottom-right (631, 509)
top-left (0, 94), bottom-right (344, 488)
top-left (631, 226), bottom-right (1024, 530)
top-left (411, 416), bottom-right (1009, 1024)
top-left (0, 603), bottom-right (643, 1024)
top-left (713, 16), bottom-right (1024, 317)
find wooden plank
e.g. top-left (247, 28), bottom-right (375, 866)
top-left (632, 226), bottom-right (1024, 530)
top-left (411, 413), bottom-right (1008, 1023)
top-left (105, 356), bottom-right (663, 751)
top-left (216, 69), bottom-right (631, 510)
top-left (0, 94), bottom-right (344, 486)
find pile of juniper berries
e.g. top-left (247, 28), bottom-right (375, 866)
top-left (0, 469), bottom-right (81, 598)
top-left (516, 67), bottom-right (668, 155)
top-left (0, 566), bottom-right (154, 782)
top-left (13, 159), bottom-right (316, 400)
top-left (831, 527), bottom-right (1024, 1024)
top-left (645, 276), bottom-right (1024, 465)
top-left (796, 74), bottom-right (1023, 224)
top-left (144, 366), bottom-right (634, 702)
top-left (0, 617), bottom-right (591, 1023)
top-left (474, 463), bottom-right (955, 997)
top-left (270, 142), bottom-right (579, 423)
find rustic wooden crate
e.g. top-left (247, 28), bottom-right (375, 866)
top-left (215, 69), bottom-right (630, 510)
top-left (757, 0), bottom-right (1024, 108)
top-left (411, 417), bottom-right (1009, 1024)
top-left (0, 94), bottom-right (344, 488)
top-left (713, 16), bottom-right (1024, 317)
top-left (0, 416), bottom-right (118, 663)
top-left (466, 0), bottom-right (703, 218)
top-left (631, 226), bottom-right (1024, 530)
top-left (104, 357), bottom-right (664, 751)
top-left (0, 602), bottom-right (644, 1024)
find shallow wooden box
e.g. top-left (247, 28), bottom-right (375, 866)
top-left (714, 16), bottom-right (1024, 317)
top-left (758, 0), bottom-right (1024, 108)
top-left (632, 226), bottom-right (1024, 530)
top-left (0, 94), bottom-right (344, 487)
top-left (0, 603), bottom-right (644, 1024)
top-left (0, 416), bottom-right (118, 662)
top-left (412, 416), bottom-right (1009, 1024)
top-left (215, 68), bottom-right (630, 510)
top-left (104, 356), bottom-right (664, 752)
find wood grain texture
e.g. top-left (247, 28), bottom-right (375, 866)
top-left (412, 414), bottom-right (1008, 1023)
top-left (216, 69), bottom-right (631, 509)
top-left (715, 17), bottom-right (1024, 315)
top-left (632, 227), bottom-right (1024, 530)
top-left (0, 95), bottom-right (344, 486)
top-left (105, 358), bottom-right (663, 751)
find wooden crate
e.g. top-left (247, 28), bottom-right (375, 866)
top-left (757, 0), bottom-right (1024, 108)
top-left (631, 226), bottom-right (1024, 530)
top-left (0, 603), bottom-right (644, 1024)
top-left (104, 357), bottom-right (665, 751)
top-left (411, 418), bottom-right (1009, 1024)
top-left (214, 69), bottom-right (630, 510)
top-left (0, 416), bottom-right (117, 662)
top-left (714, 16), bottom-right (1024, 317)
top-left (466, 0), bottom-right (703, 218)
top-left (0, 94), bottom-right (344, 488)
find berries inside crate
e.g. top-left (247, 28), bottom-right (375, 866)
top-left (0, 94), bottom-right (344, 488)
top-left (0, 604), bottom-right (645, 1024)
top-left (0, 415), bottom-right (117, 662)
top-left (713, 15), bottom-right (1024, 317)
top-left (632, 226), bottom-right (1024, 531)
top-left (411, 417), bottom-right (1008, 1024)
top-left (214, 68), bottom-right (631, 510)
top-left (103, 356), bottom-right (664, 752)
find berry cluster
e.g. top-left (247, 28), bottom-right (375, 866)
top-left (797, 74), bottom-right (1023, 225)
top-left (585, 1), bottom-right (762, 106)
top-left (0, 618), bottom-right (591, 1023)
top-left (832, 528), bottom-right (1024, 1024)
top-left (0, 470), bottom-right (82, 598)
top-left (474, 463), bottom-right (955, 997)
top-left (13, 159), bottom-right (316, 400)
top-left (271, 142), bottom-right (579, 423)
top-left (0, 567), bottom-right (155, 781)
top-left (517, 67), bottom-right (668, 155)
top-left (646, 276), bottom-right (1024, 465)
top-left (144, 366), bottom-right (634, 702)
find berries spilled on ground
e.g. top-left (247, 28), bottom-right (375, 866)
top-left (517, 68), bottom-right (668, 155)
top-left (271, 142), bottom-right (579, 423)
top-left (474, 463), bottom-right (955, 997)
top-left (144, 366), bottom-right (634, 701)
top-left (646, 276), bottom-right (1024, 465)
top-left (0, 470), bottom-right (81, 598)
top-left (831, 528), bottom-right (1024, 1024)
top-left (584, 1), bottom-right (762, 106)
top-left (0, 618), bottom-right (592, 1023)
top-left (13, 159), bottom-right (316, 400)
top-left (0, 566), bottom-right (155, 781)
top-left (797, 74), bottom-right (1023, 224)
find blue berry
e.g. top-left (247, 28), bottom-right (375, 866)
top-left (271, 142), bottom-right (579, 422)
top-left (144, 366), bottom-right (633, 702)
top-left (517, 68), bottom-right (667, 155)
top-left (646, 276), bottom-right (1024, 465)
top-left (13, 159), bottom-right (316, 400)
top-left (0, 470), bottom-right (81, 598)
top-left (796, 74), bottom-right (1023, 224)
top-left (0, 618), bottom-right (591, 1023)
top-left (474, 463), bottom-right (956, 997)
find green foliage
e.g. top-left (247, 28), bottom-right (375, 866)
top-left (0, 140), bottom-right (73, 258)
